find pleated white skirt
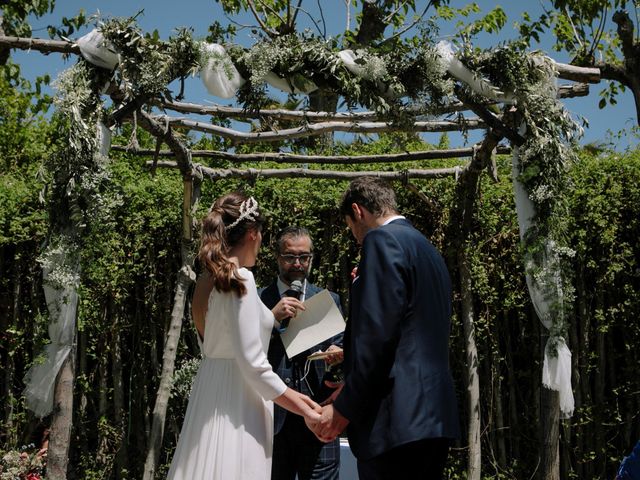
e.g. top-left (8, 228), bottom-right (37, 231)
top-left (167, 356), bottom-right (274, 479)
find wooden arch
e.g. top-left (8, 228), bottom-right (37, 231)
top-left (0, 31), bottom-right (602, 480)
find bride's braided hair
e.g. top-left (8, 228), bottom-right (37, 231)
top-left (199, 192), bottom-right (264, 295)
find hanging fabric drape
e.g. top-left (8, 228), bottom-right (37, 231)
top-left (23, 122), bottom-right (112, 418)
top-left (23, 246), bottom-right (80, 418)
top-left (511, 147), bottom-right (575, 418)
top-left (435, 39), bottom-right (575, 418)
top-left (200, 43), bottom-right (246, 98)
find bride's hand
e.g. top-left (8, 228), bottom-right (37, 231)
top-left (294, 391), bottom-right (322, 429)
top-left (274, 388), bottom-right (321, 423)
top-left (299, 392), bottom-right (322, 421)
top-left (301, 395), bottom-right (322, 431)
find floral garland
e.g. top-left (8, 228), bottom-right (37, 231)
top-left (460, 42), bottom-right (579, 345)
top-left (98, 17), bottom-right (200, 102)
top-left (221, 32), bottom-right (453, 119)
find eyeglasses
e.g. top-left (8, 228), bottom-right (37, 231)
top-left (279, 254), bottom-right (313, 265)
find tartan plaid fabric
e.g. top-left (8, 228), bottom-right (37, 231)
top-left (260, 280), bottom-right (343, 479)
top-left (271, 414), bottom-right (340, 480)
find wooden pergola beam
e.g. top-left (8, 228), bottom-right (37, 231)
top-left (553, 60), bottom-right (600, 83)
top-left (155, 115), bottom-right (487, 144)
top-left (0, 35), bottom-right (80, 55)
top-left (157, 83), bottom-right (589, 121)
top-left (0, 34), bottom-right (600, 85)
top-left (148, 160), bottom-right (464, 181)
top-left (113, 144), bottom-right (511, 164)
top-left (136, 111), bottom-right (193, 177)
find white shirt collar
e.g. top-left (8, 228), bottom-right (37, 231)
top-left (382, 215), bottom-right (405, 226)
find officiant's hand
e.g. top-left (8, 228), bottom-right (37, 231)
top-left (271, 297), bottom-right (305, 322)
top-left (323, 345), bottom-right (344, 366)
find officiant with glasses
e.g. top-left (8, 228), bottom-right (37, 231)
top-left (259, 226), bottom-right (344, 480)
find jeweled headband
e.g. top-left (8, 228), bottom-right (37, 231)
top-left (224, 197), bottom-right (260, 231)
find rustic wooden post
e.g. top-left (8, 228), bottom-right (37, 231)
top-left (141, 115), bottom-right (197, 478)
top-left (46, 344), bottom-right (76, 480)
top-left (445, 132), bottom-right (503, 480)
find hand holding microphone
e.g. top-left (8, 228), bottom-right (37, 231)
top-left (273, 280), bottom-right (305, 330)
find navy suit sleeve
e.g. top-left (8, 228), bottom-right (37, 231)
top-left (327, 291), bottom-right (344, 347)
top-left (334, 228), bottom-right (407, 422)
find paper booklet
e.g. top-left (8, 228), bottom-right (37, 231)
top-left (280, 289), bottom-right (345, 358)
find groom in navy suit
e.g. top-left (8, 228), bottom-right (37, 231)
top-left (260, 226), bottom-right (343, 480)
top-left (311, 177), bottom-right (460, 479)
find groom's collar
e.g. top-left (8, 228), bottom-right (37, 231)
top-left (382, 215), bottom-right (406, 226)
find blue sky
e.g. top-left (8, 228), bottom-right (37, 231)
top-left (13, 0), bottom-right (639, 150)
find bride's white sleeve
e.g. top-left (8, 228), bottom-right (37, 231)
top-left (229, 271), bottom-right (287, 400)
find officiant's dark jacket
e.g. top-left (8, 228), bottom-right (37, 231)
top-left (260, 281), bottom-right (343, 434)
top-left (333, 218), bottom-right (460, 460)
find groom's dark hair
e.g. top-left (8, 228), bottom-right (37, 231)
top-left (340, 177), bottom-right (398, 219)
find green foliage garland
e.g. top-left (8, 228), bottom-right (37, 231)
top-left (223, 31), bottom-right (453, 118)
top-left (99, 17), bottom-right (200, 102)
top-left (461, 42), bottom-right (581, 340)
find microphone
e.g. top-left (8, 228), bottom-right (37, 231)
top-left (280, 280), bottom-right (303, 330)
top-left (285, 280), bottom-right (304, 299)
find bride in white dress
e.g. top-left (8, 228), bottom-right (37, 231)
top-left (167, 193), bottom-right (321, 480)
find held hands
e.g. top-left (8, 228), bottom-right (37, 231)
top-left (305, 382), bottom-right (348, 443)
top-left (299, 393), bottom-right (323, 426)
top-left (271, 297), bottom-right (305, 322)
top-left (306, 404), bottom-right (349, 443)
top-left (276, 388), bottom-right (321, 424)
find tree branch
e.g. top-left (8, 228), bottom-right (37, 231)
top-left (595, 61), bottom-right (629, 85)
top-left (136, 111), bottom-right (192, 177)
top-left (156, 84), bottom-right (585, 121)
top-left (355, 1), bottom-right (387, 46)
top-left (290, 3), bottom-right (325, 37)
top-left (290, 0), bottom-right (305, 27)
top-left (0, 34), bottom-right (79, 54)
top-left (246, 0), bottom-right (279, 38)
top-left (454, 86), bottom-right (525, 146)
top-left (553, 60), bottom-right (600, 83)
top-left (613, 10), bottom-right (636, 61)
top-left (377, 1), bottom-right (433, 47)
top-left (256, 0), bottom-right (286, 24)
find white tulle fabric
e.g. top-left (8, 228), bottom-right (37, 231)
top-left (23, 123), bottom-right (110, 418)
top-left (511, 145), bottom-right (575, 419)
top-left (200, 43), bottom-right (246, 99)
top-left (440, 42), bottom-right (575, 417)
top-left (338, 49), bottom-right (371, 79)
top-left (435, 40), bottom-right (514, 103)
top-left (337, 49), bottom-right (400, 98)
top-left (167, 268), bottom-right (287, 480)
top-left (23, 255), bottom-right (79, 418)
top-left (77, 29), bottom-right (119, 70)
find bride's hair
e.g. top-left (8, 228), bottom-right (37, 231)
top-left (199, 192), bottom-right (264, 295)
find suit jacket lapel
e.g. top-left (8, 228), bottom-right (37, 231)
top-left (261, 282), bottom-right (281, 310)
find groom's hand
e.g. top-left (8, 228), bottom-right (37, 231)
top-left (311, 404), bottom-right (349, 443)
top-left (320, 382), bottom-right (344, 406)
